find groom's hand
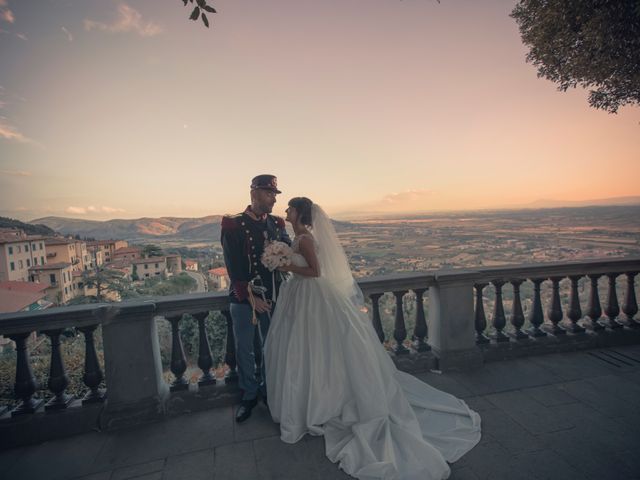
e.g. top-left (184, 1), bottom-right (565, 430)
top-left (252, 297), bottom-right (271, 313)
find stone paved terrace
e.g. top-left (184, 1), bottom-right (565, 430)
top-left (2, 345), bottom-right (640, 480)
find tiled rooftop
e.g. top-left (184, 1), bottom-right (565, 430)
top-left (2, 345), bottom-right (639, 480)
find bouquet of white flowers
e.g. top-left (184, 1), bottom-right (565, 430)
top-left (261, 241), bottom-right (293, 271)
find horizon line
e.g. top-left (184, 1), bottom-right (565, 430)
top-left (20, 199), bottom-right (640, 224)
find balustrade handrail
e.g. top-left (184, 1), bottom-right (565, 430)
top-left (1, 256), bottom-right (639, 336)
top-left (456, 256), bottom-right (640, 283)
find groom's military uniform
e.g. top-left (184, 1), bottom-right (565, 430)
top-left (221, 209), bottom-right (290, 306)
top-left (220, 175), bottom-right (291, 422)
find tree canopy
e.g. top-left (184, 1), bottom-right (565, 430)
top-left (143, 244), bottom-right (164, 258)
top-left (511, 0), bottom-right (640, 113)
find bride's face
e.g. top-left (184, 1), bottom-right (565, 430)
top-left (285, 205), bottom-right (298, 224)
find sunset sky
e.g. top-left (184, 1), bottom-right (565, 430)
top-left (1, 0), bottom-right (639, 221)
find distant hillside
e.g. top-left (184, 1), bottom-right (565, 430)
top-left (0, 216), bottom-right (56, 236)
top-left (28, 214), bottom-right (353, 242)
top-left (30, 215), bottom-right (224, 242)
top-left (526, 196), bottom-right (640, 209)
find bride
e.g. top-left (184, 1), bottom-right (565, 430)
top-left (264, 197), bottom-right (481, 480)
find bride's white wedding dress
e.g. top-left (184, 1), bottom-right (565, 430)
top-left (265, 208), bottom-right (481, 480)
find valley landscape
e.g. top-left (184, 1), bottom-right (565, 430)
top-left (31, 205), bottom-right (640, 276)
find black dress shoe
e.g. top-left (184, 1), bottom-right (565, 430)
top-left (235, 398), bottom-right (257, 423)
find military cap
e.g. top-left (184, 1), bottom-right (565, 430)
top-left (250, 174), bottom-right (282, 194)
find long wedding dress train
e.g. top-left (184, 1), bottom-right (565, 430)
top-left (265, 236), bottom-right (481, 480)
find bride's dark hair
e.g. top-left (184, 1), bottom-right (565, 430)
top-left (288, 197), bottom-right (313, 226)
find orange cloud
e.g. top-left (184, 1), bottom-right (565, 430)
top-left (382, 190), bottom-right (435, 205)
top-left (65, 205), bottom-right (126, 215)
top-left (0, 7), bottom-right (14, 24)
top-left (0, 169), bottom-right (31, 176)
top-left (0, 119), bottom-right (30, 143)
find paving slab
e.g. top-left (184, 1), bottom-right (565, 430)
top-left (162, 449), bottom-right (215, 480)
top-left (92, 407), bottom-right (233, 472)
top-left (549, 402), bottom-right (640, 452)
top-left (74, 472), bottom-right (112, 480)
top-left (449, 466), bottom-right (481, 480)
top-left (254, 435), bottom-right (319, 480)
top-left (0, 444), bottom-right (25, 472)
top-left (304, 435), bottom-right (352, 480)
top-left (519, 384), bottom-right (577, 407)
top-left (5, 430), bottom-right (108, 480)
top-left (214, 440), bottom-right (258, 480)
top-left (232, 404), bottom-right (280, 443)
top-left (511, 449), bottom-right (585, 480)
top-left (484, 390), bottom-right (575, 435)
top-left (448, 358), bottom-right (562, 395)
top-left (474, 408), bottom-right (543, 456)
top-left (560, 377), bottom-right (630, 418)
top-left (584, 373), bottom-right (640, 402)
top-left (540, 426), bottom-right (637, 480)
top-left (127, 473), bottom-right (162, 480)
top-left (461, 396), bottom-right (498, 413)
top-left (413, 371), bottom-right (475, 398)
top-left (112, 459), bottom-right (165, 480)
top-left (450, 440), bottom-right (532, 480)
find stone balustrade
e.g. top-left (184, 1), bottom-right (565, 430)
top-left (0, 258), bottom-right (638, 450)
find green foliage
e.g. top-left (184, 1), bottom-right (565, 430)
top-left (136, 273), bottom-right (197, 296)
top-left (0, 216), bottom-right (56, 236)
top-left (142, 244), bottom-right (164, 258)
top-left (511, 0), bottom-right (640, 113)
top-left (81, 267), bottom-right (133, 302)
top-left (131, 265), bottom-right (139, 282)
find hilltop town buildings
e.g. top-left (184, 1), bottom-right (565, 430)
top-left (0, 228), bottom-right (184, 313)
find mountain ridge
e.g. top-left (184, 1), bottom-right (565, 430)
top-left (29, 215), bottom-right (225, 241)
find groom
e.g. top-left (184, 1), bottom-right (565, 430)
top-left (221, 174), bottom-right (291, 423)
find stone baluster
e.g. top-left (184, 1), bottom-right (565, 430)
top-left (168, 314), bottom-right (189, 391)
top-left (491, 280), bottom-right (509, 342)
top-left (585, 274), bottom-right (605, 331)
top-left (474, 283), bottom-right (490, 344)
top-left (78, 324), bottom-right (105, 404)
top-left (545, 277), bottom-right (566, 335)
top-left (222, 310), bottom-right (238, 384)
top-left (622, 272), bottom-right (639, 327)
top-left (526, 278), bottom-right (547, 337)
top-left (369, 293), bottom-right (385, 343)
top-left (8, 332), bottom-right (43, 415)
top-left (43, 329), bottom-right (73, 410)
top-left (601, 273), bottom-right (623, 329)
top-left (565, 276), bottom-right (586, 334)
top-left (194, 311), bottom-right (216, 386)
top-left (253, 328), bottom-right (263, 382)
top-left (509, 280), bottom-right (528, 340)
top-left (412, 288), bottom-right (430, 351)
top-left (393, 290), bottom-right (409, 354)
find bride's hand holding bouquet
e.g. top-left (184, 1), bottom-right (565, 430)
top-left (261, 240), bottom-right (293, 273)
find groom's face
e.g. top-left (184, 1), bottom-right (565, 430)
top-left (252, 189), bottom-right (277, 214)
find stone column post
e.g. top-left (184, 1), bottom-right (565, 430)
top-left (99, 302), bottom-right (169, 430)
top-left (429, 274), bottom-right (483, 371)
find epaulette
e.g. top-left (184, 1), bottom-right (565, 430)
top-left (221, 214), bottom-right (242, 230)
